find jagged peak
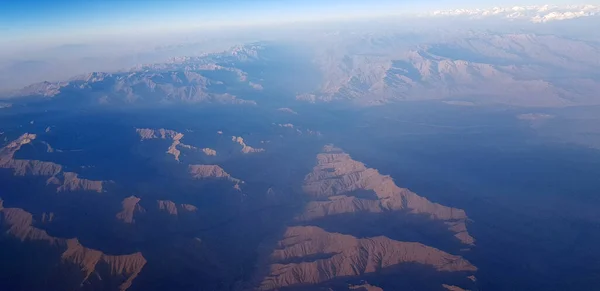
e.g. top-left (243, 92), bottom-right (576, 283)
top-left (301, 145), bottom-right (474, 245)
top-left (231, 136), bottom-right (265, 154)
top-left (188, 164), bottom-right (243, 189)
top-left (157, 200), bottom-right (198, 215)
top-left (0, 133), bottom-right (36, 160)
top-left (259, 226), bottom-right (476, 290)
top-left (227, 43), bottom-right (266, 60)
top-left (116, 196), bottom-right (145, 224)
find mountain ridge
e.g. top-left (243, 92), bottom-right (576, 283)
top-left (0, 201), bottom-right (146, 291)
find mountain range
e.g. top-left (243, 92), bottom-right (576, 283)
top-left (1, 24), bottom-right (600, 291)
top-left (0, 128), bottom-right (476, 290)
top-left (5, 31), bottom-right (600, 109)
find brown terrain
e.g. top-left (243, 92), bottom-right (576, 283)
top-left (136, 128), bottom-right (217, 161)
top-left (189, 164), bottom-right (244, 190)
top-left (298, 145), bottom-right (473, 245)
top-left (0, 130), bottom-right (476, 291)
top-left (202, 148), bottom-right (217, 156)
top-left (0, 199), bottom-right (146, 291)
top-left (0, 129), bottom-right (235, 290)
top-left (256, 145), bottom-right (477, 290)
top-left (0, 131), bottom-right (478, 291)
top-left (116, 196), bottom-right (198, 224)
top-left (301, 33), bottom-right (600, 106)
top-left (232, 136), bottom-right (265, 153)
top-left (258, 226), bottom-right (476, 290)
top-left (116, 196), bottom-right (146, 224)
top-left (0, 133), bottom-right (105, 193)
top-left (0, 30), bottom-right (599, 291)
top-left (157, 200), bottom-right (198, 216)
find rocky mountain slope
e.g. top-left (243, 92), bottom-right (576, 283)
top-left (348, 282), bottom-right (384, 291)
top-left (0, 200), bottom-right (146, 290)
top-left (258, 226), bottom-right (476, 290)
top-left (188, 164), bottom-right (244, 190)
top-left (0, 134), bottom-right (105, 193)
top-left (0, 115), bottom-right (483, 291)
top-left (116, 196), bottom-right (147, 224)
top-left (6, 33), bottom-right (600, 108)
top-left (116, 196), bottom-right (198, 224)
top-left (136, 128), bottom-right (217, 161)
top-left (0, 127), bottom-right (267, 290)
top-left (6, 46), bottom-right (268, 106)
top-left (188, 164), bottom-right (242, 182)
top-left (300, 32), bottom-right (600, 106)
top-left (232, 136), bottom-right (265, 154)
top-left (257, 145), bottom-right (477, 290)
top-left (298, 145), bottom-right (473, 245)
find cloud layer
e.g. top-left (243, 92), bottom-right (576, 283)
top-left (428, 4), bottom-right (600, 23)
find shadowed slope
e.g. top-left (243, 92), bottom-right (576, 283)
top-left (0, 200), bottom-right (146, 290)
top-left (299, 145), bottom-right (473, 245)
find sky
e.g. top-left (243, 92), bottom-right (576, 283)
top-left (0, 0), bottom-right (595, 91)
top-left (1, 0), bottom-right (582, 43)
top-left (0, 0), bottom-right (594, 54)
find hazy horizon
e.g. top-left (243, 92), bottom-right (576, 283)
top-left (2, 1), bottom-right (600, 290)
top-left (1, 0), bottom-right (592, 45)
top-left (1, 1), bottom-right (599, 92)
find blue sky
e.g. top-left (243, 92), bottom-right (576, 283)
top-left (0, 0), bottom-right (589, 90)
top-left (2, 0), bottom-right (402, 28)
top-left (0, 0), bottom-right (585, 45)
top-left (0, 0), bottom-right (416, 45)
top-left (0, 0), bottom-right (483, 31)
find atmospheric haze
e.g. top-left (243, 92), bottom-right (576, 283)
top-left (1, 1), bottom-right (600, 291)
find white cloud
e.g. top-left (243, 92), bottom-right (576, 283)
top-left (427, 4), bottom-right (600, 23)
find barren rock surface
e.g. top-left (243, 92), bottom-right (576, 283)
top-left (136, 128), bottom-right (216, 161)
top-left (232, 136), bottom-right (265, 153)
top-left (116, 196), bottom-right (198, 224)
top-left (136, 128), bottom-right (181, 140)
top-left (305, 32), bottom-right (600, 106)
top-left (258, 226), bottom-right (476, 290)
top-left (55, 172), bottom-right (104, 193)
top-left (0, 134), bottom-right (104, 193)
top-left (10, 58), bottom-right (259, 105)
top-left (116, 196), bottom-right (146, 223)
top-left (0, 203), bottom-right (146, 290)
top-left (188, 164), bottom-right (242, 184)
top-left (157, 200), bottom-right (198, 215)
top-left (201, 148), bottom-right (217, 156)
top-left (299, 145), bottom-right (474, 245)
top-left (136, 128), bottom-right (188, 161)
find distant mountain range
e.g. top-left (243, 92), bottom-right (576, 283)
top-left (300, 32), bottom-right (600, 106)
top-left (1, 21), bottom-right (600, 291)
top-left (5, 45), bottom-right (267, 107)
top-left (6, 32), bottom-right (600, 109)
top-left (0, 126), bottom-right (476, 290)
